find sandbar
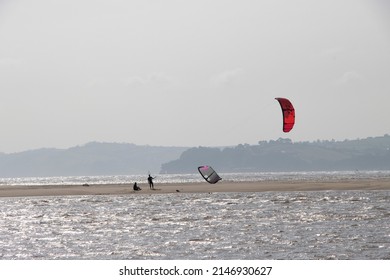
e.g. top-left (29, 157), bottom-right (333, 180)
top-left (1, 178), bottom-right (390, 198)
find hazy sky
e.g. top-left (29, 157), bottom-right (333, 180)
top-left (1, 0), bottom-right (390, 153)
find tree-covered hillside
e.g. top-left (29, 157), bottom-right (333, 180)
top-left (0, 142), bottom-right (188, 177)
top-left (160, 135), bottom-right (390, 173)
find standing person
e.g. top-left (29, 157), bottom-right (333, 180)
top-left (147, 174), bottom-right (155, 190)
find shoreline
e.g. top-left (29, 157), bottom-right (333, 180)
top-left (1, 178), bottom-right (390, 198)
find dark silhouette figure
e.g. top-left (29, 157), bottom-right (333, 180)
top-left (133, 182), bottom-right (141, 191)
top-left (147, 174), bottom-right (155, 189)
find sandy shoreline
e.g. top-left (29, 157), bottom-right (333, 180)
top-left (1, 178), bottom-right (390, 198)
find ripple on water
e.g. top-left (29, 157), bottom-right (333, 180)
top-left (1, 191), bottom-right (390, 259)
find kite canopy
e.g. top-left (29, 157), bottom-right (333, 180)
top-left (198, 165), bottom-right (222, 184)
top-left (275, 97), bottom-right (295, 133)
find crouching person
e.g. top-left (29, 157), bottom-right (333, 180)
top-left (133, 182), bottom-right (141, 191)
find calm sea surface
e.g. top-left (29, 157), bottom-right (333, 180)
top-left (1, 171), bottom-right (390, 260)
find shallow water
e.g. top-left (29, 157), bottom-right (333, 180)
top-left (2, 170), bottom-right (390, 186)
top-left (1, 190), bottom-right (390, 260)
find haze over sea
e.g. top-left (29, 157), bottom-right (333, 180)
top-left (1, 171), bottom-right (390, 260)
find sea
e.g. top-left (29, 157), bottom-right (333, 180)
top-left (1, 170), bottom-right (390, 260)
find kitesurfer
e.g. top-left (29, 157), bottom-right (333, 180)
top-left (147, 174), bottom-right (155, 189)
top-left (133, 182), bottom-right (141, 191)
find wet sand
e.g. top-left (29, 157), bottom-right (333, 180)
top-left (1, 178), bottom-right (390, 198)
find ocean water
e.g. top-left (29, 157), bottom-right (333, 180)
top-left (1, 171), bottom-right (390, 260)
top-left (1, 170), bottom-right (390, 186)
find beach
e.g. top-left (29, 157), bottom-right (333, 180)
top-left (1, 178), bottom-right (390, 198)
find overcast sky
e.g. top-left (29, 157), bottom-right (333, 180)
top-left (1, 0), bottom-right (389, 153)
